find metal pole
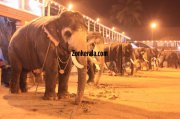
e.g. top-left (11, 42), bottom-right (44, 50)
top-left (87, 19), bottom-right (90, 32)
top-left (47, 1), bottom-right (51, 16)
top-left (42, 0), bottom-right (45, 16)
top-left (152, 29), bottom-right (154, 47)
top-left (94, 22), bottom-right (96, 32)
top-left (99, 25), bottom-right (101, 32)
top-left (22, 0), bottom-right (25, 10)
top-left (103, 26), bottom-right (104, 37)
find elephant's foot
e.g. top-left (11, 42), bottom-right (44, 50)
top-left (87, 79), bottom-right (94, 85)
top-left (58, 92), bottom-right (75, 99)
top-left (74, 92), bottom-right (84, 105)
top-left (20, 82), bottom-right (28, 93)
top-left (43, 93), bottom-right (57, 100)
top-left (20, 88), bottom-right (28, 93)
top-left (95, 82), bottom-right (100, 86)
top-left (10, 82), bottom-right (20, 94)
top-left (10, 88), bottom-right (20, 94)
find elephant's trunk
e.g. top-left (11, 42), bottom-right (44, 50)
top-left (130, 58), bottom-right (135, 64)
top-left (95, 56), bottom-right (104, 85)
top-left (74, 55), bottom-right (87, 105)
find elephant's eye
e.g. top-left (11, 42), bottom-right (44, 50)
top-left (64, 31), bottom-right (72, 38)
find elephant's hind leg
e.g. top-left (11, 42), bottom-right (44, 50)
top-left (9, 51), bottom-right (22, 93)
top-left (20, 69), bottom-right (28, 93)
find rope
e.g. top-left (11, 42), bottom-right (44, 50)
top-left (35, 41), bottom-right (51, 93)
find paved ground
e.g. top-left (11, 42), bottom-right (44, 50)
top-left (0, 68), bottom-right (180, 119)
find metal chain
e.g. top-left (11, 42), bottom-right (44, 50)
top-left (56, 48), bottom-right (71, 71)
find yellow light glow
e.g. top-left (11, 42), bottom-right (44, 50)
top-left (96, 18), bottom-right (100, 23)
top-left (67, 3), bottom-right (73, 11)
top-left (151, 22), bottom-right (157, 29)
top-left (112, 27), bottom-right (115, 31)
top-left (122, 32), bottom-right (125, 34)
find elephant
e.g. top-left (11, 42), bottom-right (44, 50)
top-left (8, 11), bottom-right (88, 104)
top-left (143, 48), bottom-right (159, 70)
top-left (133, 47), bottom-right (159, 71)
top-left (0, 16), bottom-right (16, 63)
top-left (104, 42), bottom-right (134, 75)
top-left (159, 51), bottom-right (179, 68)
top-left (86, 32), bottom-right (105, 85)
top-left (0, 16), bottom-right (16, 86)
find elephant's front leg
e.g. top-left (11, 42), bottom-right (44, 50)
top-left (43, 65), bottom-right (58, 100)
top-left (58, 59), bottom-right (72, 99)
top-left (87, 60), bottom-right (95, 84)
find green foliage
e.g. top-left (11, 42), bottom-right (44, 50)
top-left (110, 0), bottom-right (143, 27)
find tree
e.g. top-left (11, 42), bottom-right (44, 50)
top-left (110, 0), bottom-right (143, 27)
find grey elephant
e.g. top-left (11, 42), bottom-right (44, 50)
top-left (159, 51), bottom-right (179, 68)
top-left (8, 11), bottom-right (88, 104)
top-left (104, 42), bottom-right (134, 75)
top-left (87, 32), bottom-right (105, 85)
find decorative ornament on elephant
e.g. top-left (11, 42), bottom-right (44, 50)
top-left (86, 32), bottom-right (105, 85)
top-left (104, 42), bottom-right (134, 76)
top-left (8, 11), bottom-right (88, 104)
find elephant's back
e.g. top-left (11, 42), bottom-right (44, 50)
top-left (10, 16), bottom-right (56, 43)
top-left (104, 43), bottom-right (120, 62)
top-left (8, 16), bottom-right (56, 70)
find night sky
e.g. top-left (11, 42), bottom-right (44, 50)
top-left (59, 0), bottom-right (180, 27)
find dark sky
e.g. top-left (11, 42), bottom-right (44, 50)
top-left (61, 0), bottom-right (180, 27)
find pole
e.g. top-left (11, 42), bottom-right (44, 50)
top-left (152, 29), bottom-right (154, 47)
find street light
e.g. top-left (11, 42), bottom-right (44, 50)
top-left (151, 22), bottom-right (157, 29)
top-left (96, 18), bottom-right (100, 23)
top-left (67, 3), bottom-right (73, 11)
top-left (150, 22), bottom-right (157, 47)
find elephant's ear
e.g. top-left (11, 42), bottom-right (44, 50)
top-left (43, 18), bottom-right (60, 46)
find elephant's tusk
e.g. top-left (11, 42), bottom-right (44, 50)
top-left (143, 57), bottom-right (149, 62)
top-left (144, 59), bottom-right (149, 63)
top-left (92, 57), bottom-right (100, 70)
top-left (87, 57), bottom-right (100, 70)
top-left (71, 53), bottom-right (84, 69)
top-left (95, 64), bottom-right (100, 71)
top-left (104, 63), bottom-right (108, 70)
top-left (44, 27), bottom-right (59, 46)
top-left (130, 58), bottom-right (135, 64)
top-left (88, 57), bottom-right (100, 65)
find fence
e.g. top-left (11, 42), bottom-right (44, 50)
top-left (0, 0), bottom-right (131, 43)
